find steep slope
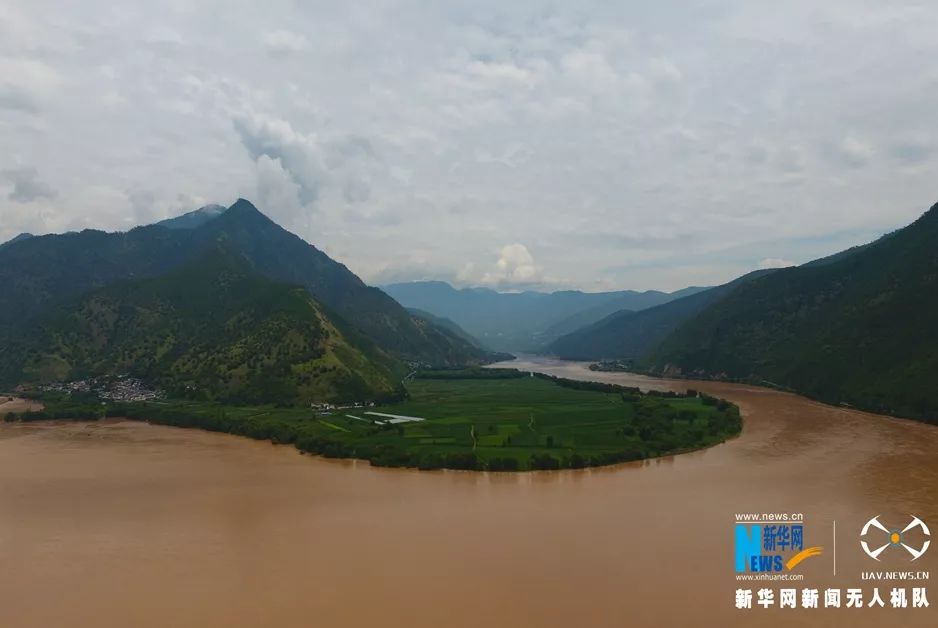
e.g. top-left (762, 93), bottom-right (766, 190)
top-left (0, 232), bottom-right (33, 249)
top-left (16, 247), bottom-right (404, 404)
top-left (407, 308), bottom-right (483, 348)
top-left (155, 204), bottom-right (225, 230)
top-left (187, 201), bottom-right (493, 364)
top-left (0, 199), bottom-right (491, 367)
top-left (548, 271), bottom-right (774, 361)
top-left (647, 202), bottom-right (938, 423)
top-left (382, 280), bottom-right (699, 352)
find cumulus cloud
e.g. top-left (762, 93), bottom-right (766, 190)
top-left (480, 244), bottom-right (543, 288)
top-left (255, 154), bottom-right (303, 214)
top-left (1, 167), bottom-right (57, 203)
top-left (233, 112), bottom-right (328, 205)
top-left (828, 134), bottom-right (875, 168)
top-left (262, 30), bottom-right (309, 55)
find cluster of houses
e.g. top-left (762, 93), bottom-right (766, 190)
top-left (311, 400), bottom-right (376, 416)
top-left (40, 376), bottom-right (164, 403)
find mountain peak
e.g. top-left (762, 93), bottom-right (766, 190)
top-left (0, 232), bottom-right (34, 249)
top-left (156, 204), bottom-right (225, 230)
top-left (227, 198), bottom-right (262, 215)
top-left (213, 198), bottom-right (276, 227)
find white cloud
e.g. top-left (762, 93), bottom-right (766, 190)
top-left (466, 60), bottom-right (539, 89)
top-left (560, 50), bottom-right (620, 87)
top-left (233, 112), bottom-right (328, 205)
top-left (758, 257), bottom-right (796, 270)
top-left (830, 134), bottom-right (876, 168)
top-left (262, 30), bottom-right (309, 55)
top-left (648, 57), bottom-right (684, 83)
top-left (0, 57), bottom-right (63, 113)
top-left (480, 244), bottom-right (543, 288)
top-left (1, 167), bottom-right (57, 202)
top-left (2, 1), bottom-right (938, 290)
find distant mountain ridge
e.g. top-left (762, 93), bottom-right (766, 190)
top-left (382, 280), bottom-right (707, 352)
top-left (548, 270), bottom-right (775, 361)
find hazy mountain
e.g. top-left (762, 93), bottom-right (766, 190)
top-left (542, 286), bottom-right (708, 342)
top-left (0, 232), bottom-right (34, 249)
top-left (382, 281), bottom-right (703, 352)
top-left (646, 201), bottom-right (938, 423)
top-left (548, 271), bottom-right (774, 361)
top-left (18, 246), bottom-right (403, 404)
top-left (155, 204), bottom-right (226, 230)
top-left (0, 200), bottom-right (494, 382)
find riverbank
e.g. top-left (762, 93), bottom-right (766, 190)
top-left (4, 370), bottom-right (741, 471)
top-left (0, 395), bottom-right (43, 414)
top-left (585, 359), bottom-right (938, 426)
top-left (2, 355), bottom-right (936, 628)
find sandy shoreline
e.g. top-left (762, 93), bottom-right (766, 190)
top-left (0, 395), bottom-right (44, 414)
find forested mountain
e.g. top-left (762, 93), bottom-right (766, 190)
top-left (382, 280), bottom-right (704, 352)
top-left (14, 246), bottom-right (403, 404)
top-left (646, 202), bottom-right (938, 423)
top-left (0, 232), bottom-right (33, 249)
top-left (0, 199), bottom-right (493, 370)
top-left (547, 271), bottom-right (774, 361)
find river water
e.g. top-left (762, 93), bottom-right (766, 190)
top-left (1, 356), bottom-right (935, 627)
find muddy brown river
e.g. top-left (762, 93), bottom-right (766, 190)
top-left (1, 357), bottom-right (936, 627)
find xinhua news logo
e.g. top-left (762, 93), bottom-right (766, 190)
top-left (735, 513), bottom-right (823, 574)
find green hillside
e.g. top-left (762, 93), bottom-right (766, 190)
top-left (646, 202), bottom-right (938, 423)
top-left (0, 199), bottom-right (492, 368)
top-left (16, 247), bottom-right (405, 405)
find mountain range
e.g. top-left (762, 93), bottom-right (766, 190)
top-left (545, 201), bottom-right (938, 424)
top-left (0, 199), bottom-right (497, 403)
top-left (547, 270), bottom-right (776, 362)
top-left (644, 202), bottom-right (938, 422)
top-left (3, 196), bottom-right (936, 423)
top-left (382, 281), bottom-right (706, 352)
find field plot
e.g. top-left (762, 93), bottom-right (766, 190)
top-left (9, 371), bottom-right (741, 471)
top-left (340, 376), bottom-right (741, 469)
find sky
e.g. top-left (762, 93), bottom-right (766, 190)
top-left (2, 1), bottom-right (937, 292)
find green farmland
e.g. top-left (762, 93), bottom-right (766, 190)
top-left (8, 370), bottom-right (742, 471)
